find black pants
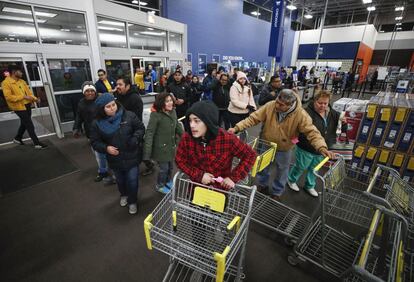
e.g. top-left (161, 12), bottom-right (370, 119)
top-left (14, 104), bottom-right (40, 144)
top-left (228, 112), bottom-right (250, 128)
top-left (218, 109), bottom-right (231, 130)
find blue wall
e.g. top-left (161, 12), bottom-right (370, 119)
top-left (298, 42), bottom-right (360, 60)
top-left (164, 0), bottom-right (276, 73)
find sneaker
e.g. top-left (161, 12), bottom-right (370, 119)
top-left (287, 181), bottom-right (300, 192)
top-left (103, 175), bottom-right (116, 184)
top-left (34, 142), bottom-right (48, 149)
top-left (271, 195), bottom-right (281, 201)
top-left (120, 196), bottom-right (128, 207)
top-left (129, 204), bottom-right (138, 215)
top-left (165, 180), bottom-right (173, 189)
top-left (305, 188), bottom-right (319, 197)
top-left (13, 138), bottom-right (24, 145)
top-left (94, 173), bottom-right (108, 182)
top-left (257, 185), bottom-right (269, 195)
top-left (155, 184), bottom-right (170, 194)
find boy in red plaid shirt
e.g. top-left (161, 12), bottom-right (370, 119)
top-left (175, 101), bottom-right (256, 189)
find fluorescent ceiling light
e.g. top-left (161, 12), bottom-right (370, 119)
top-left (379, 30), bottom-right (385, 32)
top-left (367, 6), bottom-right (376, 11)
top-left (251, 11), bottom-right (261, 16)
top-left (98, 20), bottom-right (125, 27)
top-left (395, 6), bottom-right (404, 11)
top-left (139, 31), bottom-right (166, 36)
top-left (98, 26), bottom-right (123, 32)
top-left (131, 0), bottom-right (138, 3)
top-left (395, 16), bottom-right (403, 20)
top-left (304, 14), bottom-right (313, 19)
top-left (362, 0), bottom-right (372, 3)
top-left (147, 27), bottom-right (154, 30)
top-left (286, 4), bottom-right (297, 10)
top-left (396, 22), bottom-right (402, 25)
top-left (140, 1), bottom-right (148, 5)
top-left (396, 27), bottom-right (402, 30)
top-left (0, 15), bottom-right (46, 23)
top-left (2, 7), bottom-right (57, 17)
top-left (60, 28), bottom-right (70, 32)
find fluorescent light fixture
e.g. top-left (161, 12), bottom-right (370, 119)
top-left (0, 15), bottom-right (46, 23)
top-left (65, 39), bottom-right (73, 42)
top-left (396, 27), bottom-right (402, 30)
top-left (251, 11), bottom-right (261, 16)
top-left (98, 26), bottom-right (123, 32)
top-left (396, 22), bottom-right (402, 25)
top-left (140, 1), bottom-right (148, 5)
top-left (147, 27), bottom-right (154, 30)
top-left (98, 20), bottom-right (125, 27)
top-left (395, 16), bottom-right (403, 20)
top-left (60, 28), bottom-right (70, 32)
top-left (367, 6), bottom-right (376, 11)
top-left (131, 0), bottom-right (138, 3)
top-left (304, 14), bottom-right (313, 19)
top-left (395, 6), bottom-right (404, 11)
top-left (2, 7), bottom-right (57, 17)
top-left (8, 34), bottom-right (16, 37)
top-left (362, 0), bottom-right (372, 3)
top-left (139, 31), bottom-right (166, 36)
top-left (286, 4), bottom-right (297, 10)
top-left (379, 30), bottom-right (385, 32)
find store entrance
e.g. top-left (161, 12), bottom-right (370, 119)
top-left (0, 54), bottom-right (56, 145)
top-left (132, 57), bottom-right (166, 92)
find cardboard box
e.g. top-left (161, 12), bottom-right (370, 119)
top-left (397, 110), bottom-right (414, 152)
top-left (371, 106), bottom-right (392, 146)
top-left (333, 98), bottom-right (353, 112)
top-left (382, 106), bottom-right (409, 150)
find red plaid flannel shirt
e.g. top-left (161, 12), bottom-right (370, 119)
top-left (175, 128), bottom-right (257, 185)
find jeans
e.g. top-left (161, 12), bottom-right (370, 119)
top-left (258, 149), bottom-right (293, 196)
top-left (113, 166), bottom-right (139, 204)
top-left (218, 109), bottom-right (231, 130)
top-left (91, 146), bottom-right (109, 174)
top-left (157, 161), bottom-right (173, 186)
top-left (14, 104), bottom-right (40, 144)
top-left (288, 147), bottom-right (324, 190)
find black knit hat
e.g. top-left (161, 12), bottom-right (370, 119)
top-left (186, 101), bottom-right (219, 138)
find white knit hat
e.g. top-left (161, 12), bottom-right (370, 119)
top-left (81, 81), bottom-right (96, 93)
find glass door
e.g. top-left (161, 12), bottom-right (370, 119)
top-left (132, 57), bottom-right (166, 93)
top-left (0, 54), bottom-right (56, 145)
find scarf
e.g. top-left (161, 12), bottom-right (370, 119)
top-left (97, 109), bottom-right (123, 135)
top-left (278, 101), bottom-right (297, 123)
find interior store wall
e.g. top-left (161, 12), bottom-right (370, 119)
top-left (163, 0), bottom-right (274, 73)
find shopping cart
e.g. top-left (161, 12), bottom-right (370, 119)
top-left (144, 172), bottom-right (256, 282)
top-left (289, 157), bottom-right (410, 281)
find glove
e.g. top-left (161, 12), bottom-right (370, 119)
top-left (246, 105), bottom-right (255, 112)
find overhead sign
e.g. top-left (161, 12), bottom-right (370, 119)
top-left (222, 55), bottom-right (244, 61)
top-left (268, 0), bottom-right (285, 60)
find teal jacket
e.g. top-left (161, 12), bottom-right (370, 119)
top-left (143, 109), bottom-right (183, 162)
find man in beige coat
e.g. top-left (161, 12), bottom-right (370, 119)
top-left (229, 89), bottom-right (335, 199)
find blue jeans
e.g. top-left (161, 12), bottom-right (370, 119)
top-left (92, 146), bottom-right (108, 175)
top-left (257, 149), bottom-right (293, 196)
top-left (157, 161), bottom-right (173, 186)
top-left (113, 166), bottom-right (139, 204)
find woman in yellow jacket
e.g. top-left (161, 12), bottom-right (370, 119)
top-left (134, 67), bottom-right (145, 95)
top-left (1, 65), bottom-right (47, 148)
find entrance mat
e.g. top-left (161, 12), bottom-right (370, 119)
top-left (0, 140), bottom-right (79, 195)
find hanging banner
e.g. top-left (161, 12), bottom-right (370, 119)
top-left (268, 0), bottom-right (285, 61)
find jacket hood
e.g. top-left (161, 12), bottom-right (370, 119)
top-left (186, 101), bottom-right (219, 140)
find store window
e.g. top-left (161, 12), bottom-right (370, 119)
top-left (104, 60), bottom-right (131, 81)
top-left (129, 24), bottom-right (166, 51)
top-left (0, 2), bottom-right (38, 43)
top-left (97, 16), bottom-right (127, 48)
top-left (168, 32), bottom-right (182, 53)
top-left (34, 7), bottom-right (87, 45)
top-left (243, 1), bottom-right (272, 23)
top-left (54, 92), bottom-right (83, 122)
top-left (48, 59), bottom-right (92, 92)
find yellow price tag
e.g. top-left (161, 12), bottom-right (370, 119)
top-left (192, 186), bottom-right (226, 213)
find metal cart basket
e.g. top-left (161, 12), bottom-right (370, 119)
top-left (144, 172), bottom-right (256, 282)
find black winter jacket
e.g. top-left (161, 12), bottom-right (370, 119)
top-left (90, 110), bottom-right (145, 170)
top-left (211, 80), bottom-right (230, 109)
top-left (297, 103), bottom-right (340, 154)
top-left (258, 84), bottom-right (282, 106)
top-left (115, 88), bottom-right (143, 121)
top-left (167, 81), bottom-right (191, 118)
top-left (73, 98), bottom-right (97, 138)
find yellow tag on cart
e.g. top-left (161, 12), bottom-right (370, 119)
top-left (192, 186), bottom-right (226, 213)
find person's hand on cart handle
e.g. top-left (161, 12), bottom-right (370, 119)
top-left (228, 128), bottom-right (236, 134)
top-left (201, 173), bottom-right (214, 185)
top-left (221, 177), bottom-right (235, 189)
top-left (319, 148), bottom-right (336, 159)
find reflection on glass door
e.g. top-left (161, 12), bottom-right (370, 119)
top-left (0, 55), bottom-right (55, 144)
top-left (104, 59), bottom-right (131, 81)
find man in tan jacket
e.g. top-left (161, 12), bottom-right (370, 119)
top-left (229, 89), bottom-right (334, 200)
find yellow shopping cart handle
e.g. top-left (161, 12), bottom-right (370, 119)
top-left (313, 157), bottom-right (330, 172)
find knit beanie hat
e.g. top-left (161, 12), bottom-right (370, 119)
top-left (81, 81), bottom-right (96, 94)
top-left (236, 71), bottom-right (248, 81)
top-left (186, 101), bottom-right (219, 139)
top-left (95, 93), bottom-right (115, 107)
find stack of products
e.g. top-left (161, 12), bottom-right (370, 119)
top-left (351, 92), bottom-right (414, 185)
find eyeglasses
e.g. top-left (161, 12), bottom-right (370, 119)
top-left (98, 73), bottom-right (105, 77)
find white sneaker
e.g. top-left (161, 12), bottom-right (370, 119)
top-left (120, 196), bottom-right (128, 207)
top-left (287, 181), bottom-right (300, 192)
top-left (306, 188), bottom-right (319, 197)
top-left (129, 204), bottom-right (138, 215)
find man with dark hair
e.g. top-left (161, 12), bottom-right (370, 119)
top-left (95, 69), bottom-right (116, 94)
top-left (201, 67), bottom-right (217, 101)
top-left (115, 76), bottom-right (143, 121)
top-left (1, 65), bottom-right (47, 149)
top-left (258, 76), bottom-right (283, 106)
top-left (167, 70), bottom-right (191, 119)
top-left (211, 73), bottom-right (231, 129)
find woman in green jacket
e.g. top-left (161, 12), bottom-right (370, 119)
top-left (143, 92), bottom-right (183, 193)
